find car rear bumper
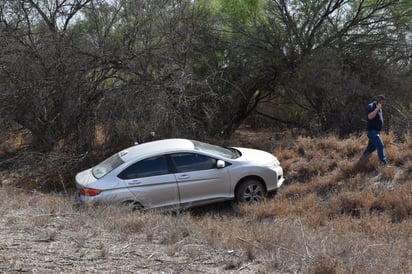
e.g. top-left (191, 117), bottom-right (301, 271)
top-left (74, 191), bottom-right (89, 204)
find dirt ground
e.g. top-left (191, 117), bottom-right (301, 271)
top-left (0, 188), bottom-right (271, 274)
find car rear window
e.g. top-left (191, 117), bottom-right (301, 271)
top-left (92, 153), bottom-right (124, 179)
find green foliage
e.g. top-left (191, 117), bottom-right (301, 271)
top-left (217, 0), bottom-right (265, 26)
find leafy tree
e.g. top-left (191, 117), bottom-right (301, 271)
top-left (220, 0), bottom-right (412, 134)
top-left (0, 0), bottom-right (111, 151)
top-left (1, 0), bottom-right (411, 157)
top-left (68, 0), bottom-right (233, 146)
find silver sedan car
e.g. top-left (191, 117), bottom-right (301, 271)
top-left (75, 138), bottom-right (284, 209)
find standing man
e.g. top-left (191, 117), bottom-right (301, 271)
top-left (361, 95), bottom-right (388, 165)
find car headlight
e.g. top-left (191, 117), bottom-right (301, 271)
top-left (265, 159), bottom-right (280, 168)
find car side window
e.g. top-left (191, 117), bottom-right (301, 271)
top-left (171, 153), bottom-right (217, 173)
top-left (118, 155), bottom-right (169, 180)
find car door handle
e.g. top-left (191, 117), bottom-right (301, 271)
top-left (128, 180), bottom-right (141, 185)
top-left (177, 174), bottom-right (190, 180)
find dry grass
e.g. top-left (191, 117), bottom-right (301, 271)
top-left (1, 131), bottom-right (411, 273)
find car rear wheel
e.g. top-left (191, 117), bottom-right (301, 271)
top-left (236, 179), bottom-right (266, 204)
top-left (122, 200), bottom-right (143, 211)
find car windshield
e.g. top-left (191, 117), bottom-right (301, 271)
top-left (92, 153), bottom-right (124, 179)
top-left (192, 140), bottom-right (241, 159)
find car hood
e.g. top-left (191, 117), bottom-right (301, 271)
top-left (75, 168), bottom-right (98, 187)
top-left (235, 147), bottom-right (280, 166)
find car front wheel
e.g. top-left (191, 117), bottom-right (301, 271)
top-left (236, 179), bottom-right (266, 204)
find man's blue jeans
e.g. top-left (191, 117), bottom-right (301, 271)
top-left (363, 130), bottom-right (388, 165)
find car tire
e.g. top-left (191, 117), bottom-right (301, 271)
top-left (236, 179), bottom-right (266, 204)
top-left (123, 200), bottom-right (143, 211)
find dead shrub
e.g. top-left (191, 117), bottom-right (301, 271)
top-left (240, 197), bottom-right (294, 218)
top-left (31, 215), bottom-right (52, 227)
top-left (1, 187), bottom-right (30, 210)
top-left (48, 230), bottom-right (58, 241)
top-left (310, 254), bottom-right (341, 274)
top-left (311, 158), bottom-right (338, 177)
top-left (164, 230), bottom-right (180, 245)
top-left (192, 217), bottom-right (238, 248)
top-left (111, 216), bottom-right (145, 233)
top-left (236, 194), bottom-right (321, 224)
top-left (338, 159), bottom-right (358, 175)
top-left (35, 194), bottom-right (72, 214)
top-left (370, 185), bottom-right (412, 223)
top-left (352, 157), bottom-right (380, 173)
top-left (296, 136), bottom-right (313, 155)
top-left (6, 216), bottom-right (18, 225)
top-left (380, 132), bottom-right (399, 164)
top-left (379, 165), bottom-right (397, 181)
top-left (235, 200), bottom-right (278, 219)
top-left (245, 244), bottom-right (256, 261)
top-left (276, 148), bottom-right (298, 161)
top-left (385, 147), bottom-right (403, 167)
top-left (397, 164), bottom-right (412, 182)
top-left (288, 161), bottom-right (320, 182)
top-left (311, 174), bottom-right (341, 199)
top-left (381, 131), bottom-right (397, 146)
top-left (314, 182), bottom-right (335, 199)
top-left (317, 135), bottom-right (339, 150)
top-left (339, 135), bottom-right (365, 157)
top-left (330, 192), bottom-right (373, 218)
top-left (288, 194), bottom-right (320, 216)
top-left (99, 242), bottom-right (109, 258)
top-left (403, 132), bottom-right (412, 148)
top-left (357, 215), bottom-right (392, 238)
top-left (5, 151), bottom-right (84, 192)
top-left (403, 159), bottom-right (412, 172)
top-left (281, 183), bottom-right (313, 200)
top-left (205, 226), bottom-right (224, 247)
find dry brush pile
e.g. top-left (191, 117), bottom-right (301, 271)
top-left (0, 131), bottom-right (411, 273)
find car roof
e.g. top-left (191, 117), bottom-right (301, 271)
top-left (119, 138), bottom-right (195, 162)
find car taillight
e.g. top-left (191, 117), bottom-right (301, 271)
top-left (79, 188), bottom-right (102, 196)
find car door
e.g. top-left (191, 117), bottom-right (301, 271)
top-left (169, 153), bottom-right (231, 206)
top-left (117, 155), bottom-right (179, 209)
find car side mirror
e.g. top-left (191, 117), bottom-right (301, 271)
top-left (216, 160), bottom-right (226, 169)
